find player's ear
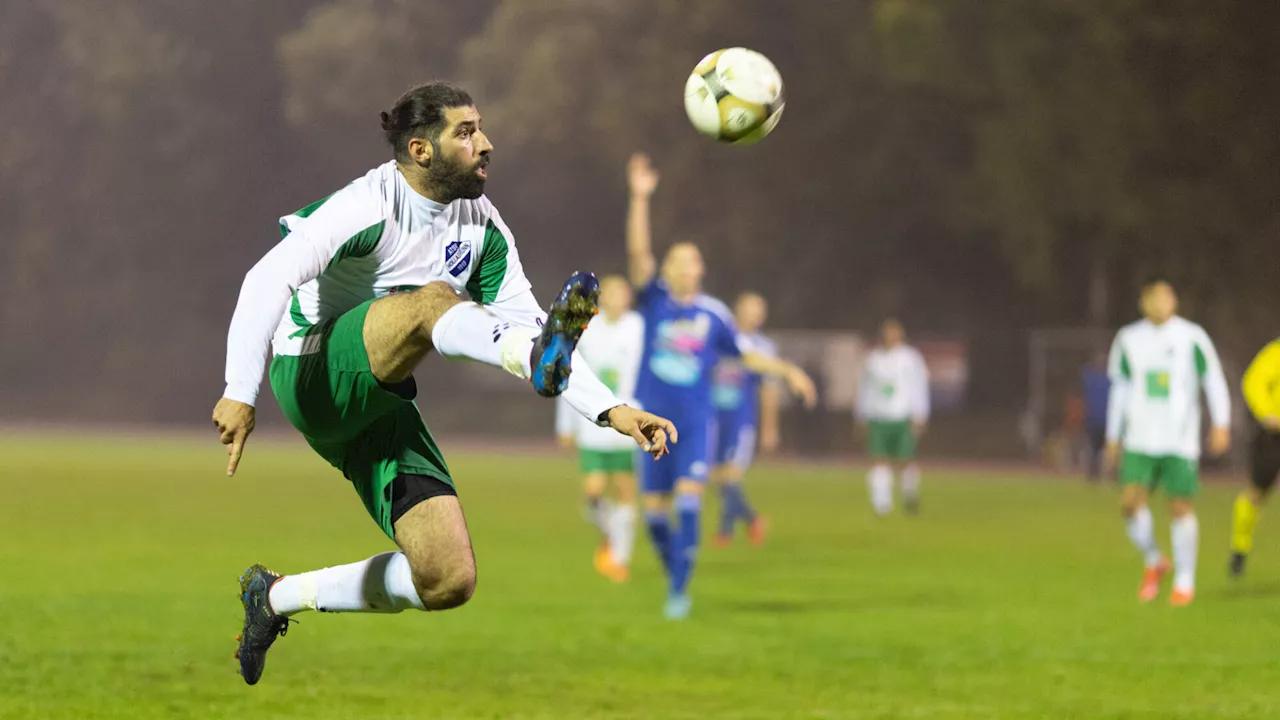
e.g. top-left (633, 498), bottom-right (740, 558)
top-left (407, 136), bottom-right (432, 167)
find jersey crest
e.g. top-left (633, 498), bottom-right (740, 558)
top-left (445, 240), bottom-right (472, 277)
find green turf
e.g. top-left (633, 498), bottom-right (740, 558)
top-left (2, 435), bottom-right (1278, 719)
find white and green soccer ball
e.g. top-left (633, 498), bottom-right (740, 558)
top-left (683, 47), bottom-right (785, 145)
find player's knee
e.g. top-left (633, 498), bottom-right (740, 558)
top-left (613, 473), bottom-right (638, 502)
top-left (1119, 492), bottom-right (1145, 517)
top-left (411, 556), bottom-right (476, 611)
top-left (1169, 498), bottom-right (1195, 518)
top-left (413, 281), bottom-right (464, 334)
top-left (642, 493), bottom-right (669, 513)
top-left (674, 479), bottom-right (705, 497)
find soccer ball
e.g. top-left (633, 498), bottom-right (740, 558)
top-left (683, 47), bottom-right (785, 145)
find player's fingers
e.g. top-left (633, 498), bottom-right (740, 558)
top-left (648, 428), bottom-right (669, 458)
top-left (219, 427), bottom-right (236, 445)
top-left (227, 433), bottom-right (246, 477)
top-left (626, 425), bottom-right (654, 453)
top-left (654, 417), bottom-right (678, 444)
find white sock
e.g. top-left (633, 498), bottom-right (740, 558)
top-left (268, 552), bottom-right (425, 616)
top-left (609, 504), bottom-right (637, 566)
top-left (867, 464), bottom-right (894, 515)
top-left (1171, 513), bottom-right (1199, 592)
top-left (901, 464), bottom-right (921, 503)
top-left (586, 496), bottom-right (612, 535)
top-left (429, 302), bottom-right (539, 379)
top-left (1125, 506), bottom-right (1163, 568)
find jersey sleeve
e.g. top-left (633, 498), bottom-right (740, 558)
top-left (1105, 331), bottom-right (1130, 442)
top-left (709, 303), bottom-right (743, 359)
top-left (555, 395), bottom-right (575, 437)
top-left (1242, 340), bottom-right (1280, 422)
top-left (910, 348), bottom-right (932, 422)
top-left (223, 181), bottom-right (386, 405)
top-left (1194, 326), bottom-right (1231, 429)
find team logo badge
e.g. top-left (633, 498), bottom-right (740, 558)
top-left (445, 240), bottom-right (472, 277)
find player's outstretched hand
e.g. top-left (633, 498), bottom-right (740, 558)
top-left (1265, 415), bottom-right (1280, 432)
top-left (786, 367), bottom-right (819, 409)
top-left (606, 405), bottom-right (678, 459)
top-left (212, 398), bottom-right (256, 477)
top-left (628, 153), bottom-right (659, 197)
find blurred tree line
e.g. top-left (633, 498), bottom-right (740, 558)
top-left (1, 0), bottom-right (1277, 425)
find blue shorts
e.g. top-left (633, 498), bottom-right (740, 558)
top-left (714, 419), bottom-right (757, 469)
top-left (640, 411), bottom-right (714, 495)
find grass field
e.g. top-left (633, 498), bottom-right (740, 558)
top-left (2, 435), bottom-right (1279, 719)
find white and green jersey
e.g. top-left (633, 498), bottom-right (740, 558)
top-left (1106, 316), bottom-right (1231, 459)
top-left (856, 345), bottom-right (930, 423)
top-left (555, 311), bottom-right (644, 451)
top-left (223, 160), bottom-right (618, 421)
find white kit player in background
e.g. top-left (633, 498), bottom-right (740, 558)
top-left (1104, 278), bottom-right (1231, 606)
top-left (556, 276), bottom-right (646, 582)
top-left (856, 319), bottom-right (931, 516)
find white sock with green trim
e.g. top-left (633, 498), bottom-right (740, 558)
top-left (1171, 513), bottom-right (1199, 592)
top-left (430, 302), bottom-right (538, 379)
top-left (1125, 506), bottom-right (1162, 568)
top-left (867, 464), bottom-right (894, 515)
top-left (268, 552), bottom-right (425, 616)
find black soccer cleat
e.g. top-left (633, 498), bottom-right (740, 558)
top-left (1229, 551), bottom-right (1247, 579)
top-left (236, 563), bottom-right (291, 685)
top-left (530, 271), bottom-right (600, 398)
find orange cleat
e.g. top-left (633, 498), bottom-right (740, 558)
top-left (1138, 558), bottom-right (1171, 603)
top-left (593, 545), bottom-right (630, 583)
top-left (747, 516), bottom-right (770, 547)
top-left (1169, 588), bottom-right (1195, 607)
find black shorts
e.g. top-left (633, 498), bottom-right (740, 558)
top-left (1249, 422), bottom-right (1280, 493)
top-left (390, 473), bottom-right (458, 527)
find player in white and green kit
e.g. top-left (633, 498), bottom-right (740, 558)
top-left (555, 275), bottom-right (645, 581)
top-left (1105, 278), bottom-right (1231, 606)
top-left (211, 83), bottom-right (676, 684)
top-left (856, 319), bottom-right (931, 515)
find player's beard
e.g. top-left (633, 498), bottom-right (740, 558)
top-left (427, 148), bottom-right (488, 202)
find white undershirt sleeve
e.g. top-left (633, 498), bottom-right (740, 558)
top-left (911, 349), bottom-right (931, 423)
top-left (222, 228), bottom-right (339, 405)
top-left (1105, 334), bottom-right (1128, 443)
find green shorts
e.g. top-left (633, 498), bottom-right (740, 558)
top-left (580, 449), bottom-right (634, 474)
top-left (269, 299), bottom-right (452, 540)
top-left (1120, 452), bottom-right (1199, 498)
top-left (867, 420), bottom-right (917, 460)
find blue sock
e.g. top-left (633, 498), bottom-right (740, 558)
top-left (718, 484), bottom-right (741, 536)
top-left (645, 511), bottom-right (672, 574)
top-left (670, 493), bottom-right (702, 596)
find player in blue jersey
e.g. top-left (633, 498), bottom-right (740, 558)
top-left (626, 154), bottom-right (817, 619)
top-left (711, 292), bottom-right (782, 547)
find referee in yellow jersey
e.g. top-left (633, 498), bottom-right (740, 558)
top-left (1229, 339), bottom-right (1280, 577)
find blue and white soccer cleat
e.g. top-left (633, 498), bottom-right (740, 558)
top-left (530, 271), bottom-right (600, 398)
top-left (664, 593), bottom-right (692, 621)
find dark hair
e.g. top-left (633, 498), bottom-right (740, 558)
top-left (1141, 275), bottom-right (1174, 291)
top-left (380, 82), bottom-right (474, 161)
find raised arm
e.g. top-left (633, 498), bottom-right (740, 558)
top-left (741, 352), bottom-right (817, 409)
top-left (626, 153), bottom-right (659, 288)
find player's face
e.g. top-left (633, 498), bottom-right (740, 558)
top-left (662, 244), bottom-right (704, 297)
top-left (735, 294), bottom-right (768, 332)
top-left (599, 278), bottom-right (633, 317)
top-left (882, 321), bottom-right (904, 347)
top-left (1140, 283), bottom-right (1177, 323)
top-left (427, 106), bottom-right (492, 202)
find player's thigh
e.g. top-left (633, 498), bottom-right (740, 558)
top-left (1158, 456), bottom-right (1200, 501)
top-left (610, 471), bottom-right (638, 503)
top-left (344, 405), bottom-right (454, 539)
top-left (394, 491), bottom-right (476, 596)
top-left (363, 282), bottom-right (463, 384)
top-left (1118, 454), bottom-right (1154, 512)
top-left (582, 470), bottom-right (608, 496)
top-left (1250, 429), bottom-right (1280, 498)
top-left (865, 421), bottom-right (894, 460)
